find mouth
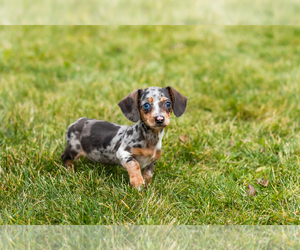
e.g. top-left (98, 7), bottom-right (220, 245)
top-left (151, 124), bottom-right (167, 128)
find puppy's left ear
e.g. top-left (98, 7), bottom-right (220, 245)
top-left (118, 89), bottom-right (141, 122)
top-left (166, 86), bottom-right (188, 117)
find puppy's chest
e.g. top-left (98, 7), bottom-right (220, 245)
top-left (133, 148), bottom-right (161, 169)
top-left (131, 131), bottom-right (164, 169)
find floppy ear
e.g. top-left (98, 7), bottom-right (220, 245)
top-left (166, 86), bottom-right (188, 117)
top-left (118, 89), bottom-right (141, 122)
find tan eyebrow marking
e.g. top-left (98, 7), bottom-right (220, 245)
top-left (147, 97), bottom-right (154, 102)
top-left (161, 97), bottom-right (167, 102)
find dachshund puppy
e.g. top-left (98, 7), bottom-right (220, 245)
top-left (62, 86), bottom-right (187, 190)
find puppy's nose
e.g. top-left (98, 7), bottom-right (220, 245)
top-left (155, 116), bottom-right (165, 124)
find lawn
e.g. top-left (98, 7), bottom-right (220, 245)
top-left (0, 26), bottom-right (300, 225)
top-left (2, 0), bottom-right (300, 25)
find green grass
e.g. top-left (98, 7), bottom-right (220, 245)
top-left (1, 226), bottom-right (300, 249)
top-left (0, 26), bottom-right (300, 225)
top-left (1, 0), bottom-right (300, 25)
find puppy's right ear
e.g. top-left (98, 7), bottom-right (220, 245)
top-left (118, 89), bottom-right (141, 122)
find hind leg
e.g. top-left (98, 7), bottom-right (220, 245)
top-left (62, 118), bottom-right (89, 170)
top-left (61, 145), bottom-right (86, 170)
top-left (61, 132), bottom-right (86, 170)
top-left (61, 145), bottom-right (77, 170)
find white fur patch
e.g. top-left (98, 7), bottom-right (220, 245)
top-left (116, 148), bottom-right (132, 165)
top-left (156, 130), bottom-right (164, 151)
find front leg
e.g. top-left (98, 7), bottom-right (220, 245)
top-left (117, 150), bottom-right (144, 190)
top-left (125, 159), bottom-right (145, 190)
top-left (142, 162), bottom-right (156, 186)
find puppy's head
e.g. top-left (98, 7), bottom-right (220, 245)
top-left (118, 86), bottom-right (187, 129)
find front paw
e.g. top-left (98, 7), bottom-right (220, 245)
top-left (130, 175), bottom-right (145, 191)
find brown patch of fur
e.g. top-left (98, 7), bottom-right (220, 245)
top-left (140, 108), bottom-right (156, 127)
top-left (142, 163), bottom-right (156, 186)
top-left (124, 160), bottom-right (144, 188)
top-left (142, 169), bottom-right (153, 185)
top-left (132, 148), bottom-right (154, 157)
top-left (65, 159), bottom-right (74, 170)
top-left (162, 109), bottom-right (171, 119)
top-left (132, 148), bottom-right (161, 160)
top-left (147, 97), bottom-right (154, 103)
top-left (161, 97), bottom-right (167, 102)
top-left (155, 150), bottom-right (162, 160)
top-left (75, 151), bottom-right (86, 160)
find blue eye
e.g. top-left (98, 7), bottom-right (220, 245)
top-left (143, 103), bottom-right (150, 109)
top-left (165, 102), bottom-right (171, 108)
